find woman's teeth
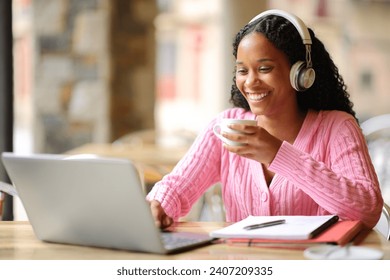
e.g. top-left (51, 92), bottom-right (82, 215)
top-left (247, 92), bottom-right (269, 101)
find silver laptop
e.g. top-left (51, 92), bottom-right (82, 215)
top-left (1, 152), bottom-right (215, 254)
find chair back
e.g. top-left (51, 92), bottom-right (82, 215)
top-left (374, 203), bottom-right (390, 240)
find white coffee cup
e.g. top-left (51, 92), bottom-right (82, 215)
top-left (213, 118), bottom-right (257, 146)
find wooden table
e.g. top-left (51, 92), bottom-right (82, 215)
top-left (0, 221), bottom-right (389, 260)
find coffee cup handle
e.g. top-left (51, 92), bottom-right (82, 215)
top-left (213, 124), bottom-right (225, 142)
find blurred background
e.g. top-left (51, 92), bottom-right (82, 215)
top-left (1, 0), bottom-right (390, 221)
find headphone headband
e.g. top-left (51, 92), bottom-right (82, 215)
top-left (248, 9), bottom-right (312, 45)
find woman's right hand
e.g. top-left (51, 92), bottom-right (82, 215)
top-left (150, 200), bottom-right (174, 229)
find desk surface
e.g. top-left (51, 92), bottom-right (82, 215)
top-left (0, 221), bottom-right (389, 260)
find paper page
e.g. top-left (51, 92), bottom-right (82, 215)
top-left (210, 215), bottom-right (338, 240)
top-left (0, 181), bottom-right (18, 197)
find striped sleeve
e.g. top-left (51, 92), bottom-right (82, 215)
top-left (269, 118), bottom-right (383, 228)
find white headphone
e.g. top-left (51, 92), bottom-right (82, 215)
top-left (248, 9), bottom-right (316, 91)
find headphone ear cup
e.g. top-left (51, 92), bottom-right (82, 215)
top-left (290, 61), bottom-right (316, 91)
top-left (290, 61), bottom-right (305, 91)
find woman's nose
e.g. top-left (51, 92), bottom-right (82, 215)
top-left (245, 72), bottom-right (261, 87)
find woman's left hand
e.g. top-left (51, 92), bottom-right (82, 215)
top-left (221, 123), bottom-right (283, 164)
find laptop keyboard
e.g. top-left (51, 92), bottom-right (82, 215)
top-left (161, 232), bottom-right (213, 251)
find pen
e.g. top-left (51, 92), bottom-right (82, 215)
top-left (243, 219), bottom-right (286, 230)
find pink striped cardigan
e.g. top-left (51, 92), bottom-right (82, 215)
top-left (147, 108), bottom-right (383, 228)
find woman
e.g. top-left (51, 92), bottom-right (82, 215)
top-left (147, 10), bottom-right (383, 229)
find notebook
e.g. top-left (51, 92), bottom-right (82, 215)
top-left (225, 220), bottom-right (365, 250)
top-left (1, 152), bottom-right (215, 254)
top-left (210, 215), bottom-right (339, 240)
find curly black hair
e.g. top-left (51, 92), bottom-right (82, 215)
top-left (230, 15), bottom-right (357, 121)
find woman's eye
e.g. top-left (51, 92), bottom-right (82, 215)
top-left (259, 66), bottom-right (272, 72)
top-left (236, 68), bottom-right (247, 75)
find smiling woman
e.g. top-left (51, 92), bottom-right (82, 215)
top-left (146, 9), bottom-right (383, 230)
